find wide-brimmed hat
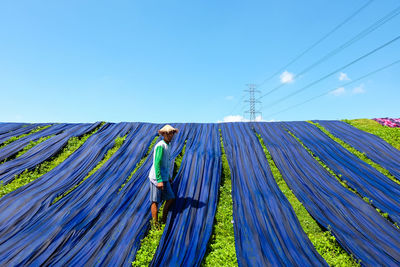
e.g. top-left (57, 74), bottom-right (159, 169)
top-left (158, 124), bottom-right (179, 135)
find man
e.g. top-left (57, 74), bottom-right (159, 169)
top-left (148, 124), bottom-right (179, 228)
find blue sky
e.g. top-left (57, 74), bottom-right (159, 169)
top-left (0, 0), bottom-right (399, 123)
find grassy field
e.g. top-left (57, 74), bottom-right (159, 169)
top-left (131, 118), bottom-right (400, 266)
top-left (201, 133), bottom-right (237, 266)
top-left (343, 119), bottom-right (400, 150)
top-left (0, 119), bottom-right (399, 266)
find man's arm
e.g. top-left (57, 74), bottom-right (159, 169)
top-left (154, 146), bottom-right (164, 183)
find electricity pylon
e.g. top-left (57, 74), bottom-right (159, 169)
top-left (244, 84), bottom-right (262, 122)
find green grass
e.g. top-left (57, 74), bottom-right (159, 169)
top-left (52, 133), bottom-right (128, 204)
top-left (201, 132), bottom-right (237, 267)
top-left (343, 119), bottom-right (400, 150)
top-left (132, 216), bottom-right (166, 267)
top-left (255, 130), bottom-right (360, 267)
top-left (132, 140), bottom-right (187, 267)
top-left (0, 123), bottom-right (104, 199)
top-left (310, 121), bottom-right (400, 187)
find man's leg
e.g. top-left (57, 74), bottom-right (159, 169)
top-left (150, 181), bottom-right (161, 227)
top-left (151, 202), bottom-right (158, 223)
top-left (162, 199), bottom-right (174, 224)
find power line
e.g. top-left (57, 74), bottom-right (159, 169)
top-left (257, 4), bottom-right (400, 101)
top-left (227, 2), bottom-right (397, 118)
top-left (228, 94), bottom-right (246, 115)
top-left (226, 1), bottom-right (374, 117)
top-left (264, 59), bottom-right (400, 118)
top-left (256, 0), bottom-right (374, 89)
top-left (261, 34), bottom-right (400, 111)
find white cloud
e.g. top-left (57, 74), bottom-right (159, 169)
top-left (218, 115), bottom-right (266, 123)
top-left (254, 115), bottom-right (264, 122)
top-left (280, 71), bottom-right (295, 84)
top-left (225, 95), bottom-right (234, 101)
top-left (329, 87), bottom-right (346, 96)
top-left (339, 72), bottom-right (350, 81)
top-left (218, 115), bottom-right (247, 122)
top-left (352, 84), bottom-right (365, 94)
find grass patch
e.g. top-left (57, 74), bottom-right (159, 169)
top-left (201, 131), bottom-right (237, 267)
top-left (310, 121), bottom-right (400, 186)
top-left (52, 133), bottom-right (128, 204)
top-left (132, 140), bottom-right (187, 266)
top-left (255, 130), bottom-right (360, 267)
top-left (0, 123), bottom-right (104, 199)
top-left (343, 119), bottom-right (400, 150)
top-left (132, 209), bottom-right (166, 267)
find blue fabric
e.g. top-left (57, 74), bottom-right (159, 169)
top-left (0, 121), bottom-right (399, 266)
top-left (0, 123), bottom-right (50, 145)
top-left (254, 122), bottom-right (400, 266)
top-left (0, 122), bottom-right (160, 265)
top-left (0, 123), bottom-right (166, 266)
top-left (0, 122), bottom-right (133, 244)
top-left (220, 122), bottom-right (327, 267)
top-left (0, 123), bottom-right (76, 162)
top-left (0, 122), bottom-right (101, 184)
top-left (46, 123), bottom-right (189, 266)
top-left (284, 121), bottom-right (400, 225)
top-left (0, 123), bottom-right (28, 135)
top-left (150, 123), bottom-right (222, 267)
top-left (315, 120), bottom-right (400, 180)
top-left (0, 123), bottom-right (189, 266)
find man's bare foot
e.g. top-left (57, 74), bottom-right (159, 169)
top-left (151, 220), bottom-right (161, 230)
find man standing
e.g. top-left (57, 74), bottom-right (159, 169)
top-left (148, 124), bottom-right (179, 228)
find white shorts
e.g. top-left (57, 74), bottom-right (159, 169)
top-left (149, 181), bottom-right (175, 203)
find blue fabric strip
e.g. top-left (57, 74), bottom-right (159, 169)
top-left (254, 122), bottom-right (400, 266)
top-left (221, 122), bottom-right (326, 267)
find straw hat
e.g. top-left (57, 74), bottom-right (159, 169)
top-left (158, 124), bottom-right (179, 135)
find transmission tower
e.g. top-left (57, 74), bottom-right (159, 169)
top-left (244, 84), bottom-right (262, 121)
